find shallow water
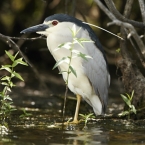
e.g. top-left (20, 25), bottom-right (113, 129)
top-left (0, 112), bottom-right (145, 145)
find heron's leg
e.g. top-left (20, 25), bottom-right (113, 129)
top-left (73, 94), bottom-right (81, 123)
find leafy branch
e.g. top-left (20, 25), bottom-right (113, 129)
top-left (0, 51), bottom-right (28, 123)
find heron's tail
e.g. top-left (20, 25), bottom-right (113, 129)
top-left (90, 95), bottom-right (102, 116)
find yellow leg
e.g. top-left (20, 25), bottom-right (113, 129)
top-left (73, 94), bottom-right (81, 123)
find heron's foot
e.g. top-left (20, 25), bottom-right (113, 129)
top-left (64, 119), bottom-right (80, 125)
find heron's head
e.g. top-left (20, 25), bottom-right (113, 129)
top-left (20, 14), bottom-right (86, 37)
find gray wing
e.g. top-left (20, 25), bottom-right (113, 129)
top-left (83, 43), bottom-right (110, 113)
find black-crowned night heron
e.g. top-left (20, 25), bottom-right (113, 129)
top-left (21, 14), bottom-right (110, 123)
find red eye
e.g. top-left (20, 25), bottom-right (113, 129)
top-left (52, 20), bottom-right (58, 26)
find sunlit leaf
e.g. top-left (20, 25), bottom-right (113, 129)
top-left (130, 90), bottom-right (134, 100)
top-left (4, 95), bottom-right (12, 101)
top-left (12, 58), bottom-right (28, 67)
top-left (118, 111), bottom-right (129, 116)
top-left (1, 76), bottom-right (10, 81)
top-left (3, 65), bottom-right (12, 68)
top-left (0, 65), bottom-right (12, 73)
top-left (5, 51), bottom-right (14, 62)
top-left (74, 38), bottom-right (84, 48)
top-left (1, 82), bottom-right (8, 86)
top-left (14, 51), bottom-right (19, 59)
top-left (53, 57), bottom-right (69, 70)
top-left (121, 94), bottom-right (131, 107)
top-left (131, 105), bottom-right (136, 114)
top-left (9, 81), bottom-right (15, 87)
top-left (7, 87), bottom-right (11, 92)
top-left (12, 71), bottom-right (24, 81)
top-left (78, 38), bottom-right (94, 43)
top-left (71, 49), bottom-right (80, 54)
top-left (72, 24), bottom-right (76, 36)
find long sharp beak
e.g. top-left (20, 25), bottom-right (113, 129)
top-left (20, 24), bottom-right (48, 34)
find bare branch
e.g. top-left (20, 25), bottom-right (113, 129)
top-left (7, 36), bottom-right (46, 41)
top-left (94, 0), bottom-right (116, 20)
top-left (123, 0), bottom-right (134, 17)
top-left (108, 21), bottom-right (145, 62)
top-left (138, 0), bottom-right (145, 23)
top-left (104, 0), bottom-right (145, 28)
top-left (94, 0), bottom-right (145, 66)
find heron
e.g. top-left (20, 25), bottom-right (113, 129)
top-left (21, 14), bottom-right (110, 123)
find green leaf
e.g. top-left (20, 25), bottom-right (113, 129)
top-left (116, 48), bottom-right (120, 53)
top-left (69, 65), bottom-right (77, 77)
top-left (78, 38), bottom-right (94, 43)
top-left (131, 105), bottom-right (136, 114)
top-left (130, 90), bottom-right (134, 101)
top-left (5, 51), bottom-right (14, 62)
top-left (4, 65), bottom-right (12, 68)
top-left (121, 94), bottom-right (131, 107)
top-left (12, 71), bottom-right (24, 81)
top-left (1, 76), bottom-right (10, 81)
top-left (12, 58), bottom-right (28, 67)
top-left (9, 81), bottom-right (15, 87)
top-left (7, 87), bottom-right (11, 92)
top-left (56, 42), bottom-right (72, 51)
top-left (1, 82), bottom-right (9, 86)
top-left (0, 65), bottom-right (12, 73)
top-left (53, 57), bottom-right (69, 70)
top-left (118, 111), bottom-right (129, 116)
top-left (78, 52), bottom-right (92, 60)
top-left (79, 114), bottom-right (85, 117)
top-left (14, 51), bottom-right (19, 59)
top-left (58, 43), bottom-right (65, 48)
top-left (74, 38), bottom-right (84, 48)
top-left (71, 24), bottom-right (76, 37)
top-left (4, 95), bottom-right (12, 101)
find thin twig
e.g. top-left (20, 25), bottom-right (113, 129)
top-left (71, 0), bottom-right (76, 16)
top-left (138, 0), bottom-right (145, 23)
top-left (7, 36), bottom-right (46, 40)
top-left (0, 33), bottom-right (32, 67)
top-left (83, 22), bottom-right (124, 40)
top-left (65, 0), bottom-right (69, 14)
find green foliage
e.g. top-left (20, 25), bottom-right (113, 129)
top-left (119, 90), bottom-right (136, 119)
top-left (19, 108), bottom-right (32, 119)
top-left (0, 51), bottom-right (28, 124)
top-left (79, 113), bottom-right (95, 128)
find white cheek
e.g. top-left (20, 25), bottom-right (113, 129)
top-left (36, 31), bottom-right (48, 36)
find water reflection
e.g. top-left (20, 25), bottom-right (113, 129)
top-left (65, 126), bottom-right (108, 145)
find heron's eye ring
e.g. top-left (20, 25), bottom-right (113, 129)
top-left (52, 20), bottom-right (58, 26)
